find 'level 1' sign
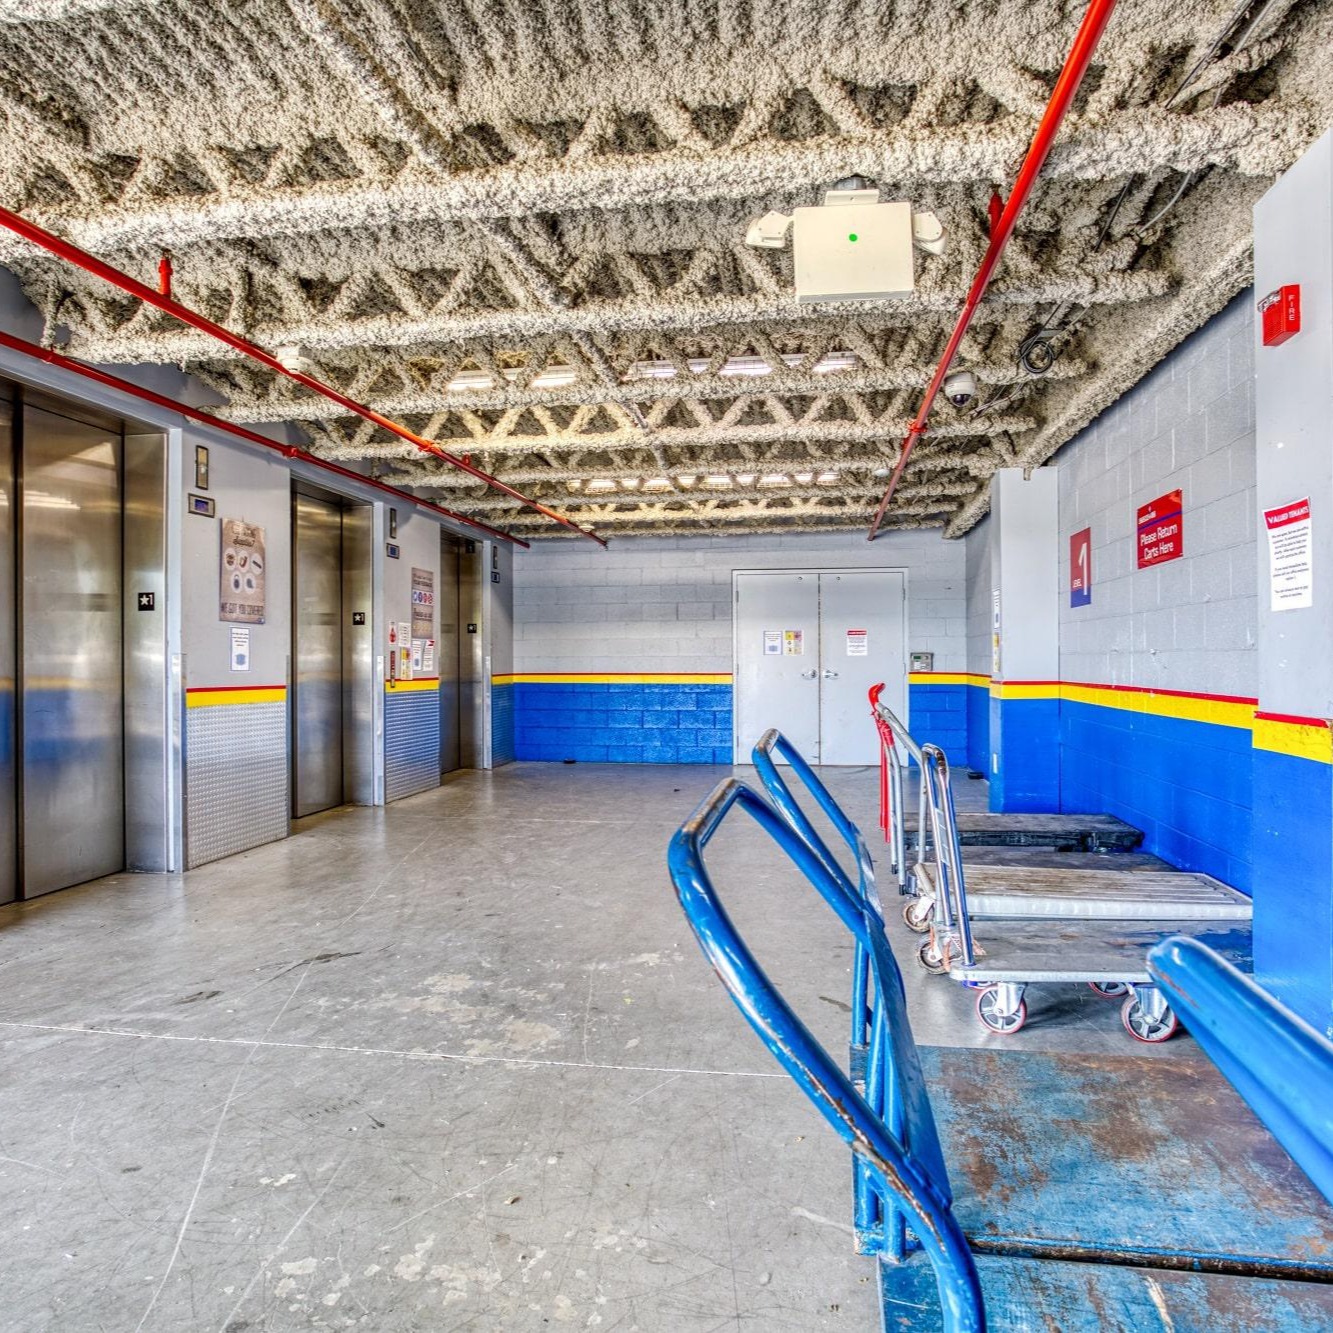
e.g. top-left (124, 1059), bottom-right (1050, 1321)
top-left (1138, 490), bottom-right (1183, 569)
top-left (1070, 527), bottom-right (1092, 607)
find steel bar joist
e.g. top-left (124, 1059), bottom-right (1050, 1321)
top-left (0, 0), bottom-right (1328, 536)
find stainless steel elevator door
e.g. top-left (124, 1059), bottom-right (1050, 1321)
top-left (293, 494), bottom-right (344, 817)
top-left (0, 388), bottom-right (14, 904)
top-left (439, 535), bottom-right (461, 775)
top-left (21, 404), bottom-right (124, 897)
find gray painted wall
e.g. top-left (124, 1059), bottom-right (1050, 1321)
top-left (512, 528), bottom-right (966, 674)
top-left (1057, 292), bottom-right (1257, 699)
top-left (964, 515), bottom-right (991, 679)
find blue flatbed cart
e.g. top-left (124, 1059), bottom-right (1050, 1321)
top-left (667, 773), bottom-right (1333, 1330)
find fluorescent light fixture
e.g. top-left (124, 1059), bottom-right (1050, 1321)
top-left (441, 350), bottom-right (865, 394)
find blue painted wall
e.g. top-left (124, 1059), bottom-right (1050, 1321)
top-left (514, 682), bottom-right (733, 764)
top-left (1060, 699), bottom-right (1253, 892)
top-left (965, 682), bottom-right (989, 774)
top-left (907, 682), bottom-right (967, 765)
top-left (1252, 745), bottom-right (1333, 1031)
top-left (989, 696), bottom-right (1061, 812)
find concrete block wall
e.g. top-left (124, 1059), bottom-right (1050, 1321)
top-left (963, 517), bottom-right (991, 772)
top-left (512, 528), bottom-right (967, 763)
top-left (1055, 292), bottom-right (1257, 888)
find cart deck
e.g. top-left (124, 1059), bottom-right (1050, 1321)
top-left (949, 919), bottom-right (1251, 985)
top-left (905, 809), bottom-right (1143, 850)
top-left (881, 1253), bottom-right (1333, 1331)
top-left (961, 846), bottom-right (1169, 871)
top-left (917, 860), bottom-right (1252, 921)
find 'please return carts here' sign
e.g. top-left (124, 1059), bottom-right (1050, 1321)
top-left (1137, 489), bottom-right (1183, 569)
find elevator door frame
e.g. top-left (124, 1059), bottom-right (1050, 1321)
top-left (0, 380), bottom-right (170, 900)
top-left (289, 479), bottom-right (374, 818)
top-left (439, 531), bottom-right (464, 777)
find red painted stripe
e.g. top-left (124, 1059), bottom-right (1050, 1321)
top-left (520, 671), bottom-right (727, 678)
top-left (1063, 680), bottom-right (1257, 707)
top-left (1254, 710), bottom-right (1331, 729)
top-left (187, 684), bottom-right (286, 693)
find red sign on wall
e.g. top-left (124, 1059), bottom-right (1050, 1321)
top-left (1137, 489), bottom-right (1184, 568)
top-left (1070, 527), bottom-right (1092, 607)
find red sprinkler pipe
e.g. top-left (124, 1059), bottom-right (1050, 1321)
top-left (0, 205), bottom-right (604, 547)
top-left (867, 0), bottom-right (1119, 541)
top-left (157, 252), bottom-right (172, 298)
top-left (0, 328), bottom-right (529, 548)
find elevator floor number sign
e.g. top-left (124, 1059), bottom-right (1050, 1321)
top-left (1138, 490), bottom-right (1183, 568)
top-left (1070, 527), bottom-right (1092, 607)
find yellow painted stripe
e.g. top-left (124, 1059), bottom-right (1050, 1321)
top-left (498, 672), bottom-right (732, 685)
top-left (909, 672), bottom-right (988, 688)
top-left (1064, 682), bottom-right (1255, 730)
top-left (989, 680), bottom-right (1060, 701)
top-left (186, 686), bottom-right (286, 708)
top-left (385, 677), bottom-right (439, 693)
top-left (1254, 714), bottom-right (1333, 765)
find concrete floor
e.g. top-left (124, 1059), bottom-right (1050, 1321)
top-left (0, 763), bottom-right (1200, 1331)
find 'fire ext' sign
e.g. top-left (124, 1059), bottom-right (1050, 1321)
top-left (1137, 490), bottom-right (1183, 569)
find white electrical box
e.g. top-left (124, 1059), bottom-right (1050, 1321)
top-left (791, 200), bottom-right (915, 303)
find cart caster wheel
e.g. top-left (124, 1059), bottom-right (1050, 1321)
top-left (1089, 981), bottom-right (1129, 1000)
top-left (916, 940), bottom-right (948, 975)
top-left (1122, 996), bottom-right (1179, 1043)
top-left (977, 986), bottom-right (1027, 1035)
top-left (902, 898), bottom-right (932, 933)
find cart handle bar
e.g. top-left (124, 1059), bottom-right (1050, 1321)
top-left (668, 777), bottom-right (977, 1331)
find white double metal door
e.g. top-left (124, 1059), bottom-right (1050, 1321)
top-left (734, 570), bottom-right (907, 766)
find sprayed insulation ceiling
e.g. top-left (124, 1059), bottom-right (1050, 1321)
top-left (0, 0), bottom-right (1329, 539)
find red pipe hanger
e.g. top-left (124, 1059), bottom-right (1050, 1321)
top-left (867, 0), bottom-right (1119, 541)
top-left (0, 328), bottom-right (529, 548)
top-left (0, 205), bottom-right (604, 547)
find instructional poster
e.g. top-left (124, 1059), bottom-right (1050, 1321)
top-left (763, 629), bottom-right (781, 656)
top-left (411, 567), bottom-right (435, 639)
top-left (1264, 496), bottom-right (1313, 611)
top-left (219, 519), bottom-right (266, 623)
top-left (846, 628), bottom-right (868, 656)
top-left (229, 625), bottom-right (250, 672)
top-left (783, 629), bottom-right (804, 656)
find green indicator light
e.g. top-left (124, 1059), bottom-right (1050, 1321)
top-left (848, 233), bottom-right (858, 242)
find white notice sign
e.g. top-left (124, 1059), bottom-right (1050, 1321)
top-left (1264, 496), bottom-right (1313, 611)
top-left (229, 624), bottom-right (250, 672)
top-left (846, 628), bottom-right (868, 656)
top-left (783, 629), bottom-right (804, 656)
top-left (763, 629), bottom-right (781, 656)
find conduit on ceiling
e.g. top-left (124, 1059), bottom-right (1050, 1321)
top-left (0, 204), bottom-right (603, 547)
top-left (867, 0), bottom-right (1120, 541)
top-left (0, 328), bottom-right (530, 548)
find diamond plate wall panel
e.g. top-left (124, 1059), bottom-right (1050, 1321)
top-left (385, 688), bottom-right (440, 801)
top-left (492, 682), bottom-right (515, 767)
top-left (186, 702), bottom-right (288, 868)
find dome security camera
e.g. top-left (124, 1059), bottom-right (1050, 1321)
top-left (943, 369), bottom-right (977, 407)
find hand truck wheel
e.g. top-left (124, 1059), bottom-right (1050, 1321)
top-left (1121, 994), bottom-right (1179, 1043)
top-left (1088, 981), bottom-right (1129, 999)
top-left (916, 938), bottom-right (948, 975)
top-left (976, 985), bottom-right (1027, 1035)
top-left (902, 897), bottom-right (932, 933)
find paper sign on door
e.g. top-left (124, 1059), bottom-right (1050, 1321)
top-left (783, 630), bottom-right (804, 655)
top-left (1264, 496), bottom-right (1313, 611)
top-left (763, 629), bottom-right (781, 655)
top-left (846, 628), bottom-right (868, 656)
